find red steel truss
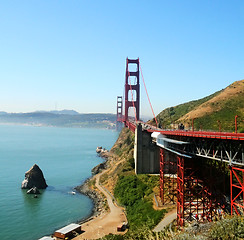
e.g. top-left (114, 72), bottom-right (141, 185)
top-left (160, 148), bottom-right (177, 205)
top-left (176, 156), bottom-right (227, 227)
top-left (230, 166), bottom-right (244, 215)
top-left (177, 156), bottom-right (184, 226)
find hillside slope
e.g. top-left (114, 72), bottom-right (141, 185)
top-left (156, 80), bottom-right (244, 132)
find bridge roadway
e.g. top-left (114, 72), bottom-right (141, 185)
top-left (125, 119), bottom-right (244, 141)
top-left (124, 119), bottom-right (244, 167)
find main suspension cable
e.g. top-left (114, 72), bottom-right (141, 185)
top-left (139, 59), bottom-right (158, 126)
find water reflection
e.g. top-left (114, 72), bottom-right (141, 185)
top-left (22, 189), bottom-right (44, 211)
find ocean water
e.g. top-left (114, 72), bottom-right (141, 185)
top-left (0, 125), bottom-right (119, 240)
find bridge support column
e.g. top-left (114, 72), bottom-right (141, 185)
top-left (134, 123), bottom-right (159, 174)
top-left (159, 149), bottom-right (164, 203)
top-left (176, 156), bottom-right (228, 227)
top-left (177, 156), bottom-right (204, 227)
top-left (230, 166), bottom-right (244, 215)
top-left (160, 149), bottom-right (177, 205)
top-left (177, 156), bottom-right (185, 227)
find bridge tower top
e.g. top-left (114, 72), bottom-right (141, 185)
top-left (125, 58), bottom-right (140, 122)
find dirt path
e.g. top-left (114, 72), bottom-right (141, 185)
top-left (73, 166), bottom-right (127, 240)
top-left (153, 208), bottom-right (177, 232)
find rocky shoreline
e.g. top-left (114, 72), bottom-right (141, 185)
top-left (74, 149), bottom-right (111, 222)
top-left (75, 177), bottom-right (104, 220)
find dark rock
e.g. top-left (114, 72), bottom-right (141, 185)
top-left (91, 162), bottom-right (106, 175)
top-left (96, 146), bottom-right (102, 153)
top-left (27, 186), bottom-right (40, 194)
top-left (96, 146), bottom-right (109, 154)
top-left (21, 164), bottom-right (48, 189)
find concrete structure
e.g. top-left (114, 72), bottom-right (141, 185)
top-left (134, 123), bottom-right (160, 174)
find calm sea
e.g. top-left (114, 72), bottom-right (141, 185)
top-left (0, 125), bottom-right (119, 240)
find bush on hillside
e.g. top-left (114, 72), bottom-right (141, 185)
top-left (114, 174), bottom-right (165, 229)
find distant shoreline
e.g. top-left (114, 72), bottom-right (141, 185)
top-left (0, 122), bottom-right (116, 130)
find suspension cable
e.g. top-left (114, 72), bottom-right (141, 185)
top-left (139, 59), bottom-right (158, 126)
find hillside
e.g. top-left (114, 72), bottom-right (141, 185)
top-left (155, 80), bottom-right (244, 132)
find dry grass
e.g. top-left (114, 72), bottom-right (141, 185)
top-left (179, 79), bottom-right (244, 122)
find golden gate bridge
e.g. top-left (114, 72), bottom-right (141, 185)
top-left (117, 58), bottom-right (244, 227)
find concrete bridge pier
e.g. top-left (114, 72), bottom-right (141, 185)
top-left (134, 123), bottom-right (160, 174)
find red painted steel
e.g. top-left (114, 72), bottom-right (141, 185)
top-left (117, 96), bottom-right (123, 122)
top-left (160, 149), bottom-right (177, 205)
top-left (124, 58), bottom-right (140, 122)
top-left (124, 120), bottom-right (136, 132)
top-left (177, 156), bottom-right (184, 227)
top-left (146, 128), bottom-right (244, 141)
top-left (123, 120), bottom-right (244, 141)
top-left (159, 148), bottom-right (164, 204)
top-left (230, 166), bottom-right (244, 215)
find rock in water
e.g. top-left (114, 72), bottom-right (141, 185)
top-left (21, 164), bottom-right (48, 189)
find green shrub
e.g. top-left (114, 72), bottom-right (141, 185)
top-left (114, 174), bottom-right (165, 230)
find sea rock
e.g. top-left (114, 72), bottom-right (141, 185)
top-left (27, 186), bottom-right (40, 194)
top-left (91, 162), bottom-right (106, 175)
top-left (21, 164), bottom-right (48, 189)
top-left (96, 146), bottom-right (102, 153)
top-left (96, 146), bottom-right (109, 154)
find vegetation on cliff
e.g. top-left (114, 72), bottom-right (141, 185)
top-left (154, 80), bottom-right (244, 132)
top-left (100, 128), bottom-right (165, 231)
top-left (114, 174), bottom-right (165, 230)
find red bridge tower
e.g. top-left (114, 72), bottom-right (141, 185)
top-left (125, 58), bottom-right (140, 122)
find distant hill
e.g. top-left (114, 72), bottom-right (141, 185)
top-left (155, 80), bottom-right (244, 132)
top-left (35, 110), bottom-right (80, 115)
top-left (0, 111), bottom-right (116, 129)
top-left (0, 111), bottom-right (8, 115)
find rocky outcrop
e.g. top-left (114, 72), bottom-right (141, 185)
top-left (21, 164), bottom-right (48, 189)
top-left (96, 146), bottom-right (109, 154)
top-left (91, 162), bottom-right (106, 175)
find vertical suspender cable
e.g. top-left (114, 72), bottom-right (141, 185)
top-left (139, 59), bottom-right (158, 126)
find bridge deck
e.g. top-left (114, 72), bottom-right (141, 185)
top-left (122, 119), bottom-right (244, 141)
top-left (149, 129), bottom-right (244, 141)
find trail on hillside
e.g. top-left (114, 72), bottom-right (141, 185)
top-left (74, 160), bottom-right (127, 240)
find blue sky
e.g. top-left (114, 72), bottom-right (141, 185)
top-left (0, 1), bottom-right (243, 115)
